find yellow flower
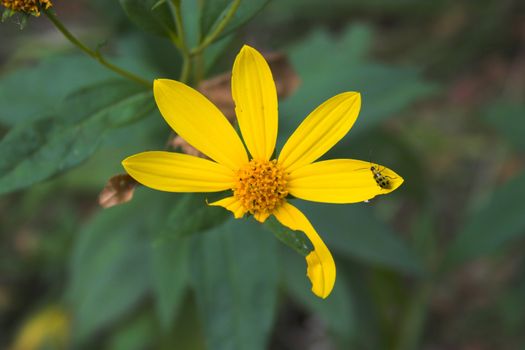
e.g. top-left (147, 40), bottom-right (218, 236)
top-left (11, 306), bottom-right (69, 350)
top-left (1, 0), bottom-right (52, 16)
top-left (122, 45), bottom-right (403, 299)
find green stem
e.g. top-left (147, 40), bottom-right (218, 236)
top-left (45, 10), bottom-right (150, 87)
top-left (190, 0), bottom-right (241, 56)
top-left (394, 282), bottom-right (432, 350)
top-left (169, 0), bottom-right (192, 83)
top-left (193, 52), bottom-right (204, 86)
top-left (179, 53), bottom-right (191, 83)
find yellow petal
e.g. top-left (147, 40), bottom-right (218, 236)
top-left (371, 162), bottom-right (404, 195)
top-left (278, 92), bottom-right (361, 172)
top-left (232, 45), bottom-right (278, 161)
top-left (273, 202), bottom-right (336, 298)
top-left (253, 211), bottom-right (271, 223)
top-left (288, 159), bottom-right (404, 203)
top-left (122, 151), bottom-right (235, 192)
top-left (208, 196), bottom-right (247, 219)
top-left (154, 79), bottom-right (248, 170)
top-left (12, 306), bottom-right (69, 350)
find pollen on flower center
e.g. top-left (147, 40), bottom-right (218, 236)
top-left (233, 159), bottom-right (288, 217)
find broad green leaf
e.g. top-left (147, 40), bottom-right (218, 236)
top-left (150, 193), bottom-right (232, 329)
top-left (180, 0), bottom-right (201, 48)
top-left (200, 0), bottom-right (229, 39)
top-left (200, 0), bottom-right (271, 44)
top-left (0, 80), bottom-right (153, 195)
top-left (150, 237), bottom-right (189, 330)
top-left (443, 171), bottom-right (525, 268)
top-left (190, 218), bottom-right (279, 350)
top-left (0, 55), bottom-right (109, 126)
top-left (296, 201), bottom-right (423, 275)
top-left (119, 0), bottom-right (175, 37)
top-left (264, 215), bottom-right (312, 256)
top-left (282, 247), bottom-right (356, 347)
top-left (483, 102), bottom-right (525, 152)
top-left (280, 25), bottom-right (437, 140)
top-left (67, 191), bottom-right (169, 341)
top-left (154, 193), bottom-right (230, 243)
top-left (0, 44), bottom-right (160, 127)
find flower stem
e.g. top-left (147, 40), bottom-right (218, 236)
top-left (44, 10), bottom-right (150, 87)
top-left (169, 0), bottom-right (192, 83)
top-left (190, 0), bottom-right (241, 56)
top-left (394, 281), bottom-right (432, 350)
top-left (179, 53), bottom-right (191, 83)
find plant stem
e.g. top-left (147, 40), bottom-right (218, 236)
top-left (44, 10), bottom-right (150, 87)
top-left (179, 54), bottom-right (191, 83)
top-left (394, 281), bottom-right (432, 350)
top-left (192, 52), bottom-right (204, 86)
top-left (190, 0), bottom-right (241, 56)
top-left (169, 0), bottom-right (192, 83)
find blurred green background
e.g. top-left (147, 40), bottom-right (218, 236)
top-left (1, 0), bottom-right (525, 349)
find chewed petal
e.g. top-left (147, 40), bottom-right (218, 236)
top-left (232, 45), bottom-right (278, 162)
top-left (122, 151), bottom-right (235, 192)
top-left (288, 159), bottom-right (404, 203)
top-left (306, 251), bottom-right (326, 296)
top-left (273, 202), bottom-right (336, 298)
top-left (154, 79), bottom-right (248, 170)
top-left (208, 196), bottom-right (247, 219)
top-left (278, 92), bottom-right (361, 173)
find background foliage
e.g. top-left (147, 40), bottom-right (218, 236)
top-left (1, 0), bottom-right (525, 349)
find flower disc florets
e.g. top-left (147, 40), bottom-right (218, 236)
top-left (1, 0), bottom-right (52, 16)
top-left (233, 159), bottom-right (288, 216)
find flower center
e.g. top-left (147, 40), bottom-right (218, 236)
top-left (2, 0), bottom-right (53, 16)
top-left (233, 159), bottom-right (288, 216)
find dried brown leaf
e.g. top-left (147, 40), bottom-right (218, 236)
top-left (98, 174), bottom-right (138, 208)
top-left (169, 134), bottom-right (206, 158)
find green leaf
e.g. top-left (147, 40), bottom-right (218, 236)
top-left (0, 55), bottom-right (110, 126)
top-left (483, 101), bottom-right (525, 152)
top-left (443, 171), bottom-right (525, 268)
top-left (200, 0), bottom-right (271, 44)
top-left (282, 247), bottom-right (357, 347)
top-left (296, 201), bottom-right (423, 275)
top-left (190, 218), bottom-right (279, 350)
top-left (67, 191), bottom-right (169, 341)
top-left (150, 193), bottom-right (232, 329)
top-left (200, 0), bottom-right (230, 39)
top-left (180, 0), bottom-right (201, 48)
top-left (264, 215), bottom-right (312, 256)
top-left (280, 24), bottom-right (438, 139)
top-left (0, 42), bottom-right (164, 127)
top-left (154, 193), bottom-right (230, 243)
top-left (119, 0), bottom-right (175, 37)
top-left (0, 80), bottom-right (153, 195)
top-left (150, 237), bottom-right (189, 330)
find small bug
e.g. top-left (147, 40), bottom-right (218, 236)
top-left (370, 165), bottom-right (392, 189)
